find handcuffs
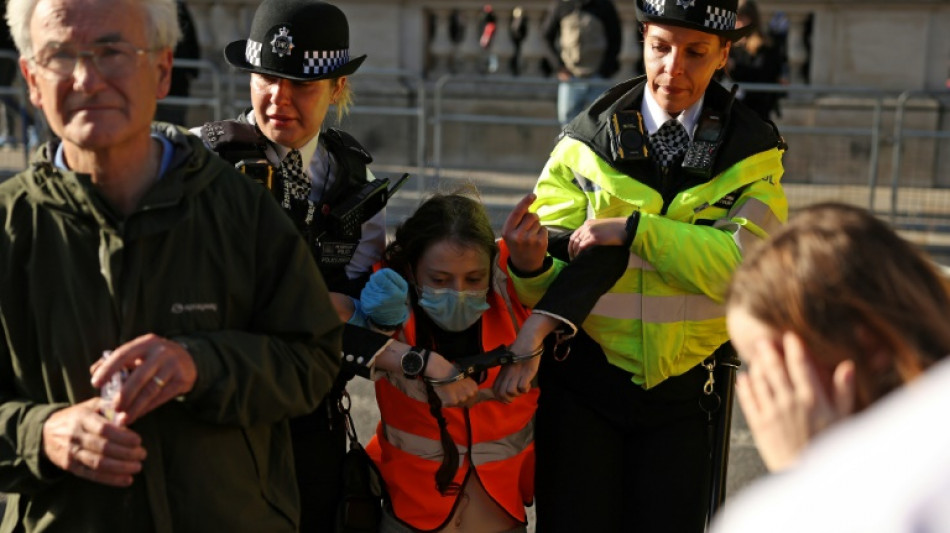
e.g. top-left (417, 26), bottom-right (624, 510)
top-left (423, 344), bottom-right (544, 386)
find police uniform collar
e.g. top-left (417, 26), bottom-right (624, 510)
top-left (272, 134), bottom-right (320, 170)
top-left (641, 89), bottom-right (704, 141)
top-left (245, 109), bottom-right (320, 168)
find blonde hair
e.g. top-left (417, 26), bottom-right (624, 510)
top-left (331, 78), bottom-right (353, 125)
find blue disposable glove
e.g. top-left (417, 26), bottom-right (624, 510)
top-left (360, 268), bottom-right (410, 328)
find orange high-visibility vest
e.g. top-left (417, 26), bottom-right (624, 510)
top-left (365, 241), bottom-right (538, 531)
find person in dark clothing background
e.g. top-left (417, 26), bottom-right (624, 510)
top-left (727, 0), bottom-right (784, 121)
top-left (155, 0), bottom-right (200, 126)
top-left (542, 0), bottom-right (621, 125)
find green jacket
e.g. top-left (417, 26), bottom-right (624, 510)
top-left (512, 78), bottom-right (787, 388)
top-left (0, 124), bottom-right (343, 532)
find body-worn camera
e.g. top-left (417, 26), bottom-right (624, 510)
top-left (235, 159), bottom-right (276, 190)
top-left (608, 110), bottom-right (649, 162)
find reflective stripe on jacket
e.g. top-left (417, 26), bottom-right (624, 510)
top-left (365, 242), bottom-right (537, 530)
top-left (513, 112), bottom-right (787, 389)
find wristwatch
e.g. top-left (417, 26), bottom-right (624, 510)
top-left (400, 347), bottom-right (431, 379)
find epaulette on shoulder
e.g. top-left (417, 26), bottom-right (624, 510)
top-left (200, 120), bottom-right (268, 164)
top-left (323, 128), bottom-right (373, 165)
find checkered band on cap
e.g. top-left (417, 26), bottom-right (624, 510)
top-left (303, 49), bottom-right (350, 75)
top-left (245, 40), bottom-right (263, 67)
top-left (642, 0), bottom-right (665, 16)
top-left (705, 6), bottom-right (738, 31)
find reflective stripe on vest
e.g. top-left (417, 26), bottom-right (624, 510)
top-left (367, 240), bottom-right (536, 530)
top-left (540, 140), bottom-right (786, 388)
top-left (590, 292), bottom-right (723, 322)
top-left (383, 418), bottom-right (534, 467)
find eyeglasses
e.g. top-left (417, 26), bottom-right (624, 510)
top-left (31, 41), bottom-right (154, 80)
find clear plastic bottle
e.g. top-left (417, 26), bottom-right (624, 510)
top-left (99, 350), bottom-right (128, 422)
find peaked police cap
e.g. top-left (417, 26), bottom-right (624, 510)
top-left (635, 0), bottom-right (755, 41)
top-left (224, 0), bottom-right (366, 81)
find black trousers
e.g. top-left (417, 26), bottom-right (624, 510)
top-left (534, 330), bottom-right (712, 533)
top-left (290, 392), bottom-right (347, 533)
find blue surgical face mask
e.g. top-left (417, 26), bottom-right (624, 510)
top-left (417, 285), bottom-right (491, 332)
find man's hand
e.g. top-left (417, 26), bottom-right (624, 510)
top-left (568, 217), bottom-right (627, 259)
top-left (502, 193), bottom-right (548, 273)
top-left (42, 398), bottom-right (147, 487)
top-left (736, 332), bottom-right (856, 472)
top-left (91, 334), bottom-right (198, 425)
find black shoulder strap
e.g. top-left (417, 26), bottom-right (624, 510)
top-left (321, 128), bottom-right (373, 202)
top-left (199, 119), bottom-right (269, 165)
top-left (323, 128), bottom-right (372, 176)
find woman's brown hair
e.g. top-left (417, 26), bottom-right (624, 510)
top-left (727, 202), bottom-right (950, 410)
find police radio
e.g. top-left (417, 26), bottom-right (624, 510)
top-left (325, 173), bottom-right (411, 240)
top-left (681, 85), bottom-right (737, 180)
top-left (607, 110), bottom-right (649, 162)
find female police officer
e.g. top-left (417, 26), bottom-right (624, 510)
top-left (500, 0), bottom-right (788, 530)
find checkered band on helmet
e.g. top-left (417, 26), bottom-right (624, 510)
top-left (303, 50), bottom-right (350, 75)
top-left (245, 40), bottom-right (264, 67)
top-left (705, 6), bottom-right (738, 31)
top-left (642, 0), bottom-right (665, 15)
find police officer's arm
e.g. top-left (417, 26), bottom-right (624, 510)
top-left (633, 154), bottom-right (787, 301)
top-left (341, 325), bottom-right (480, 407)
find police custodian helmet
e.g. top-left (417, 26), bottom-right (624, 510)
top-left (635, 0), bottom-right (755, 41)
top-left (224, 0), bottom-right (366, 82)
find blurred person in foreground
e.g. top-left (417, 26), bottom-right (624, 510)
top-left (0, 0), bottom-right (342, 530)
top-left (499, 0), bottom-right (787, 530)
top-left (192, 1), bottom-right (389, 529)
top-left (712, 202), bottom-right (950, 533)
top-left (725, 202), bottom-right (950, 472)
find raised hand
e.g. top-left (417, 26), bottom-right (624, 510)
top-left (361, 268), bottom-right (410, 327)
top-left (502, 193), bottom-right (548, 273)
top-left (736, 331), bottom-right (855, 471)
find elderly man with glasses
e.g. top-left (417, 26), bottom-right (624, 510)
top-left (0, 0), bottom-right (343, 531)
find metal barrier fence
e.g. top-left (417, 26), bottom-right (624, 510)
top-left (428, 74), bottom-right (950, 256)
top-left (157, 58), bottom-right (225, 122)
top-left (0, 50), bottom-right (39, 169)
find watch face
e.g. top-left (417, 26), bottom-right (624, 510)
top-left (401, 350), bottom-right (424, 377)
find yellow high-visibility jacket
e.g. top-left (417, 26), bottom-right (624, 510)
top-left (511, 77), bottom-right (788, 389)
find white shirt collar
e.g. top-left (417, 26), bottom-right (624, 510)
top-left (245, 110), bottom-right (320, 168)
top-left (641, 88), bottom-right (705, 141)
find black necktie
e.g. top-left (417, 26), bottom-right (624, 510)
top-left (279, 149), bottom-right (310, 200)
top-left (650, 119), bottom-right (689, 169)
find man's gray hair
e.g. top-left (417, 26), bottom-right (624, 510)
top-left (5, 0), bottom-right (182, 58)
